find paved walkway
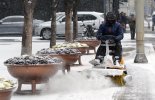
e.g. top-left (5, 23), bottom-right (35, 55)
top-left (1, 27), bottom-right (155, 100)
top-left (114, 28), bottom-right (155, 100)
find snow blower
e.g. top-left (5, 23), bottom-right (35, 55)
top-left (89, 40), bottom-right (132, 86)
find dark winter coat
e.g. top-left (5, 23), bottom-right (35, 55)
top-left (152, 15), bottom-right (155, 24)
top-left (96, 22), bottom-right (124, 43)
top-left (128, 16), bottom-right (136, 29)
top-left (119, 15), bottom-right (127, 25)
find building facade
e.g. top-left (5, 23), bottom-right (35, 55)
top-left (126, 0), bottom-right (155, 16)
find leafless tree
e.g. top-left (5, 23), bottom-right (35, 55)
top-left (50, 0), bottom-right (60, 48)
top-left (73, 0), bottom-right (80, 40)
top-left (21, 0), bottom-right (36, 55)
top-left (64, 0), bottom-right (73, 42)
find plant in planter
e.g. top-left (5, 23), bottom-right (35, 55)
top-left (75, 37), bottom-right (100, 54)
top-left (52, 42), bottom-right (89, 54)
top-left (0, 76), bottom-right (15, 100)
top-left (36, 48), bottom-right (81, 73)
top-left (4, 55), bottom-right (62, 94)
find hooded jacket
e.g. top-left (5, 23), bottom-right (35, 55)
top-left (96, 22), bottom-right (124, 43)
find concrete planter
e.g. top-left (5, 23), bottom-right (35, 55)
top-left (44, 54), bottom-right (80, 73)
top-left (0, 88), bottom-right (14, 100)
top-left (76, 39), bottom-right (100, 54)
top-left (5, 64), bottom-right (61, 94)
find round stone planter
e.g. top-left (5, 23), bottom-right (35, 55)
top-left (0, 88), bottom-right (14, 100)
top-left (43, 54), bottom-right (80, 73)
top-left (76, 40), bottom-right (100, 54)
top-left (72, 47), bottom-right (88, 54)
top-left (5, 64), bottom-right (61, 94)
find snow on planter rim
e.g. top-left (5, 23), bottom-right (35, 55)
top-left (0, 76), bottom-right (15, 90)
top-left (4, 55), bottom-right (62, 65)
top-left (36, 48), bottom-right (81, 55)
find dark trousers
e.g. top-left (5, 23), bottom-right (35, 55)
top-left (129, 26), bottom-right (135, 39)
top-left (152, 22), bottom-right (155, 31)
top-left (95, 42), bottom-right (122, 63)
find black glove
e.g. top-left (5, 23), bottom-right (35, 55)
top-left (101, 35), bottom-right (115, 40)
top-left (100, 36), bottom-right (107, 40)
top-left (114, 36), bottom-right (120, 41)
top-left (110, 36), bottom-right (116, 40)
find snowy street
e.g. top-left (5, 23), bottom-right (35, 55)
top-left (1, 28), bottom-right (155, 100)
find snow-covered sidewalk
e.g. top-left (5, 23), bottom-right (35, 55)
top-left (0, 41), bottom-right (122, 100)
top-left (1, 30), bottom-right (155, 100)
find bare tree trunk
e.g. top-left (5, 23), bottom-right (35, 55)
top-left (50, 0), bottom-right (60, 48)
top-left (64, 0), bottom-right (73, 42)
top-left (73, 0), bottom-right (80, 40)
top-left (21, 0), bottom-right (36, 55)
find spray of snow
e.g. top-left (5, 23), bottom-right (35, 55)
top-left (42, 71), bottom-right (116, 94)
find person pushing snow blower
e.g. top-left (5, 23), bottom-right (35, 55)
top-left (89, 12), bottom-right (132, 85)
top-left (95, 12), bottom-right (123, 65)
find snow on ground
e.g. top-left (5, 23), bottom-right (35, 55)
top-left (1, 29), bottom-right (155, 100)
top-left (0, 41), bottom-right (121, 100)
top-left (115, 50), bottom-right (155, 99)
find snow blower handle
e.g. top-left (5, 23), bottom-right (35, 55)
top-left (100, 35), bottom-right (116, 47)
top-left (100, 35), bottom-right (115, 41)
top-left (105, 40), bottom-right (110, 56)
